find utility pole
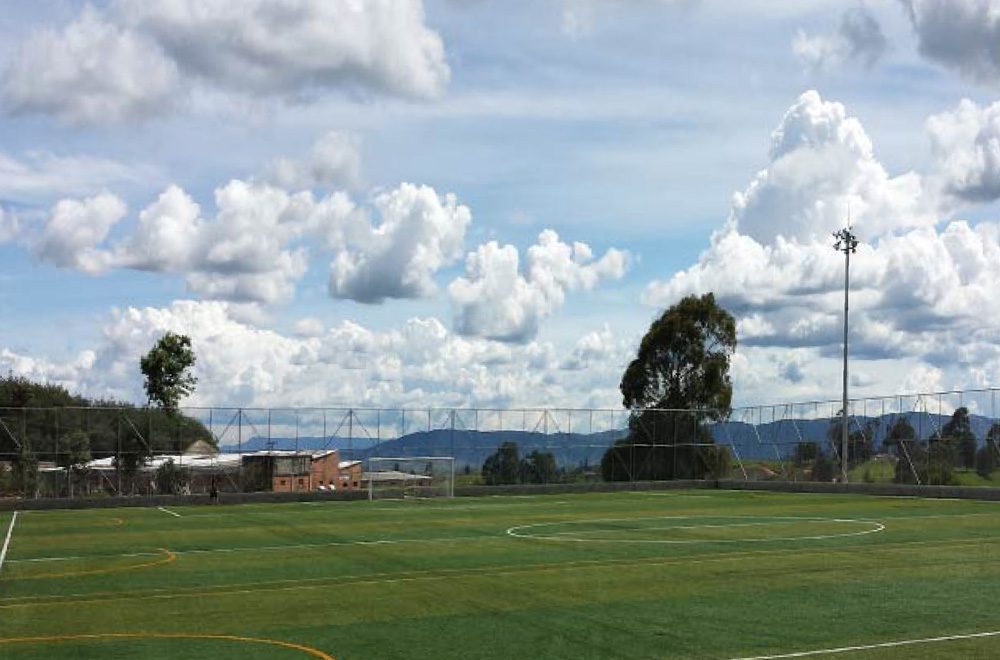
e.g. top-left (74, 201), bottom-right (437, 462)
top-left (833, 225), bottom-right (859, 482)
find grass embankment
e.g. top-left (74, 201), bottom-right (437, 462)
top-left (4, 491), bottom-right (1000, 658)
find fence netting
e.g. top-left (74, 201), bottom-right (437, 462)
top-left (1, 388), bottom-right (998, 498)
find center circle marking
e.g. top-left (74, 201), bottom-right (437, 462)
top-left (506, 515), bottom-right (885, 544)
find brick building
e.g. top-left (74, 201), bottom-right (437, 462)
top-left (242, 450), bottom-right (363, 493)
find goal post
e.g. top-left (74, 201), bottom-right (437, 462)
top-left (366, 456), bottom-right (455, 500)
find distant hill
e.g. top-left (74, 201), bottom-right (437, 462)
top-left (220, 435), bottom-right (357, 453)
top-left (0, 374), bottom-right (215, 457)
top-left (224, 410), bottom-right (999, 468)
top-left (715, 410), bottom-right (997, 460)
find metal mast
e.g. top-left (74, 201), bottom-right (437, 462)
top-left (833, 226), bottom-right (859, 482)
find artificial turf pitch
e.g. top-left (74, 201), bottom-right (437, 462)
top-left (2, 490), bottom-right (1000, 659)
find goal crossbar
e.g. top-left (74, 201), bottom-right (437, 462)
top-left (366, 456), bottom-right (455, 500)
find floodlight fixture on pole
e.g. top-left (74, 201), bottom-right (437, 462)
top-left (833, 225), bottom-right (859, 482)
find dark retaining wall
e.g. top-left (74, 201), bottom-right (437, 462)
top-left (0, 489), bottom-right (368, 512)
top-left (717, 479), bottom-right (1000, 501)
top-left (5, 478), bottom-right (1000, 511)
top-left (454, 480), bottom-right (710, 497)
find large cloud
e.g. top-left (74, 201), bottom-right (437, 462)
top-left (2, 0), bottom-right (449, 123)
top-left (645, 90), bottom-right (1000, 402)
top-left (927, 98), bottom-right (1000, 202)
top-left (449, 230), bottom-right (628, 342)
top-left (734, 91), bottom-right (933, 245)
top-left (903, 0), bottom-right (1000, 85)
top-left (0, 300), bottom-right (631, 409)
top-left (1, 8), bottom-right (179, 123)
top-left (793, 7), bottom-right (887, 70)
top-left (23, 175), bottom-right (469, 306)
top-left (328, 183), bottom-right (471, 303)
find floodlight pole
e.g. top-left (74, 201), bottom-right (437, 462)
top-left (833, 227), bottom-right (859, 482)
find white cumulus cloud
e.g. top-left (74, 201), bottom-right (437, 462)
top-left (328, 183), bottom-right (471, 303)
top-left (30, 177), bottom-right (471, 307)
top-left (1, 7), bottom-right (179, 123)
top-left (33, 192), bottom-right (128, 274)
top-left (449, 230), bottom-right (628, 342)
top-left (734, 90), bottom-right (934, 244)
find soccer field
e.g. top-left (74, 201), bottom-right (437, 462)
top-left (2, 490), bottom-right (1000, 659)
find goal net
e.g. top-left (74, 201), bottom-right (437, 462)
top-left (366, 456), bottom-right (455, 500)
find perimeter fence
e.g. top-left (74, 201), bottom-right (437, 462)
top-left (1, 387), bottom-right (998, 499)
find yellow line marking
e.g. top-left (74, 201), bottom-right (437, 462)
top-left (13, 548), bottom-right (176, 581)
top-left (0, 632), bottom-right (335, 659)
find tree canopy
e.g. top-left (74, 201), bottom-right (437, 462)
top-left (141, 332), bottom-right (198, 415)
top-left (481, 442), bottom-right (560, 485)
top-left (603, 293), bottom-right (736, 482)
top-left (619, 292), bottom-right (736, 414)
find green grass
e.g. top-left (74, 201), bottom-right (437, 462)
top-left (848, 457), bottom-right (897, 483)
top-left (4, 490), bottom-right (1000, 658)
top-left (952, 469), bottom-right (997, 487)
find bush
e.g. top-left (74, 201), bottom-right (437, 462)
top-left (155, 458), bottom-right (188, 495)
top-left (812, 454), bottom-right (835, 482)
top-left (976, 445), bottom-right (997, 480)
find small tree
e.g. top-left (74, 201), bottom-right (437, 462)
top-left (977, 424), bottom-right (1000, 479)
top-left (482, 442), bottom-right (522, 485)
top-left (894, 441), bottom-right (924, 484)
top-left (140, 333), bottom-right (197, 416)
top-left (812, 453), bottom-right (835, 482)
top-left (936, 407), bottom-right (977, 469)
top-left (58, 430), bottom-right (92, 497)
top-left (12, 446), bottom-right (38, 497)
top-left (883, 417), bottom-right (915, 456)
top-left (895, 441), bottom-right (955, 485)
top-left (522, 450), bottom-right (559, 484)
top-left (793, 442), bottom-right (819, 466)
top-left (826, 418), bottom-right (874, 469)
top-left (155, 458), bottom-right (188, 495)
top-left (975, 445), bottom-right (995, 479)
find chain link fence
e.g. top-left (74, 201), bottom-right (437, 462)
top-left (1, 387), bottom-right (998, 499)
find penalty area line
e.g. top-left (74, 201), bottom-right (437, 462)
top-left (0, 511), bottom-right (19, 578)
top-left (157, 507), bottom-right (182, 518)
top-left (729, 629), bottom-right (1000, 659)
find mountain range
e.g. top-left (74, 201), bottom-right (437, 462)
top-left (220, 410), bottom-right (999, 468)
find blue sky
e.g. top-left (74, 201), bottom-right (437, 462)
top-left (1, 0), bottom-right (1000, 411)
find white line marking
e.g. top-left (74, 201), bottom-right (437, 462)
top-left (729, 629), bottom-right (1000, 659)
top-left (507, 515), bottom-right (885, 545)
top-left (0, 512), bottom-right (19, 578)
top-left (543, 519), bottom-right (839, 537)
top-left (157, 507), bottom-right (182, 518)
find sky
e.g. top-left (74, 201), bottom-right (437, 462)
top-left (1, 0), bottom-right (1000, 411)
